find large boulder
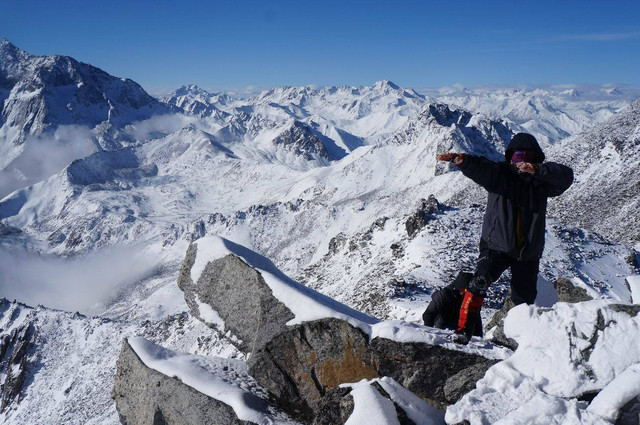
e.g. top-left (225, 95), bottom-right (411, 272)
top-left (247, 318), bottom-right (378, 423)
top-left (248, 318), bottom-right (498, 422)
top-left (371, 338), bottom-right (498, 410)
top-left (113, 339), bottom-right (252, 425)
top-left (178, 244), bottom-right (295, 354)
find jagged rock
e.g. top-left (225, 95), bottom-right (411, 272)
top-left (272, 120), bottom-right (333, 161)
top-left (248, 317), bottom-right (497, 421)
top-left (178, 246), bottom-right (295, 354)
top-left (112, 339), bottom-right (252, 425)
top-left (554, 277), bottom-right (593, 303)
top-left (311, 387), bottom-right (354, 425)
top-left (371, 338), bottom-right (498, 410)
top-left (616, 395), bottom-right (640, 425)
top-left (405, 195), bottom-right (441, 237)
top-left (247, 318), bottom-right (378, 423)
top-left (0, 321), bottom-right (34, 412)
top-left (485, 297), bottom-right (519, 350)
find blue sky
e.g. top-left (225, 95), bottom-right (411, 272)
top-left (2, 0), bottom-right (639, 93)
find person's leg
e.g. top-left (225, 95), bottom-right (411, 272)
top-left (455, 249), bottom-right (510, 343)
top-left (510, 259), bottom-right (540, 305)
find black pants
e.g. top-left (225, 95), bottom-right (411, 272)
top-left (469, 248), bottom-right (539, 305)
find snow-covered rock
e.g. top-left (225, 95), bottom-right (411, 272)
top-left (114, 337), bottom-right (296, 425)
top-left (446, 301), bottom-right (640, 424)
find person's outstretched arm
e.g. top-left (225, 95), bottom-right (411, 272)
top-left (437, 153), bottom-right (509, 195)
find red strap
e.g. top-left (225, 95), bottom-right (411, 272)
top-left (457, 290), bottom-right (485, 332)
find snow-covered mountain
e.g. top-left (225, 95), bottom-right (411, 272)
top-left (430, 85), bottom-right (639, 146)
top-left (1, 40), bottom-right (640, 424)
top-left (548, 98), bottom-right (640, 248)
top-left (0, 39), bottom-right (174, 197)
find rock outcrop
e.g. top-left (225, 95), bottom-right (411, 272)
top-left (554, 277), bottom-right (594, 303)
top-left (113, 339), bottom-right (252, 425)
top-left (247, 318), bottom-right (378, 422)
top-left (248, 317), bottom-right (498, 422)
top-left (405, 195), bottom-right (441, 237)
top-left (178, 246), bottom-right (295, 354)
top-left (0, 299), bottom-right (35, 412)
top-left (118, 237), bottom-right (502, 424)
top-left (0, 324), bottom-right (34, 412)
top-left (371, 338), bottom-right (497, 410)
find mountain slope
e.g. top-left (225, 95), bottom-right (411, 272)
top-left (548, 98), bottom-right (640, 248)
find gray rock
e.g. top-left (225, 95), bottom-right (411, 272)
top-left (247, 318), bottom-right (378, 423)
top-left (0, 319), bottom-right (34, 412)
top-left (616, 395), bottom-right (640, 425)
top-left (405, 195), bottom-right (441, 237)
top-left (554, 277), bottom-right (593, 303)
top-left (178, 245), bottom-right (295, 354)
top-left (112, 339), bottom-right (252, 425)
top-left (311, 387), bottom-right (354, 425)
top-left (371, 338), bottom-right (498, 410)
top-left (249, 317), bottom-right (497, 421)
top-left (485, 297), bottom-right (518, 350)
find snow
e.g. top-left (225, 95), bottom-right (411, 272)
top-left (191, 235), bottom-right (379, 333)
top-left (340, 378), bottom-right (445, 425)
top-left (628, 276), bottom-right (640, 304)
top-left (447, 300), bottom-right (640, 424)
top-left (587, 363), bottom-right (640, 422)
top-left (344, 381), bottom-right (401, 425)
top-left (2, 41), bottom-right (640, 425)
top-left (128, 336), bottom-right (295, 425)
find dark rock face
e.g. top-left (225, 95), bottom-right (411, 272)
top-left (405, 195), bottom-right (441, 237)
top-left (248, 317), bottom-right (497, 422)
top-left (247, 318), bottom-right (378, 423)
top-left (371, 338), bottom-right (498, 410)
top-left (178, 246), bottom-right (295, 354)
top-left (311, 387), bottom-right (354, 425)
top-left (554, 277), bottom-right (593, 303)
top-left (112, 340), bottom-right (252, 425)
top-left (0, 317), bottom-right (35, 412)
top-left (272, 121), bottom-right (335, 161)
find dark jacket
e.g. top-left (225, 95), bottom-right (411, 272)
top-left (457, 134), bottom-right (573, 260)
top-left (423, 287), bottom-right (483, 336)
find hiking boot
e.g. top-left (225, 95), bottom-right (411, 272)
top-left (451, 330), bottom-right (471, 345)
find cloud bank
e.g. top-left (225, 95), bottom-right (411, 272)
top-left (0, 245), bottom-right (162, 315)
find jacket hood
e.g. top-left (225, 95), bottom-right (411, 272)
top-left (505, 133), bottom-right (545, 163)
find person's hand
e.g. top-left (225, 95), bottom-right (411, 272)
top-left (515, 162), bottom-right (535, 174)
top-left (436, 153), bottom-right (464, 166)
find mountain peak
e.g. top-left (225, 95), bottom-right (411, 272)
top-left (373, 80), bottom-right (400, 91)
top-left (0, 39), bottom-right (29, 61)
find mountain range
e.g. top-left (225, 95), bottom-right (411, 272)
top-left (0, 40), bottom-right (639, 424)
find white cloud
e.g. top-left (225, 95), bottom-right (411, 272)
top-left (0, 125), bottom-right (97, 199)
top-left (0, 245), bottom-right (162, 315)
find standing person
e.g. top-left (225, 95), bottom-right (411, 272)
top-left (436, 133), bottom-right (573, 344)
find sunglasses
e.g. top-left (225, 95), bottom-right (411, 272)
top-left (511, 151), bottom-right (533, 164)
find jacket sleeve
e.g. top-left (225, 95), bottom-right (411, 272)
top-left (456, 155), bottom-right (511, 196)
top-left (533, 162), bottom-right (574, 197)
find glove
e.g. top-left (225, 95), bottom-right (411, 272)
top-left (515, 162), bottom-right (535, 174)
top-left (436, 153), bottom-right (464, 166)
